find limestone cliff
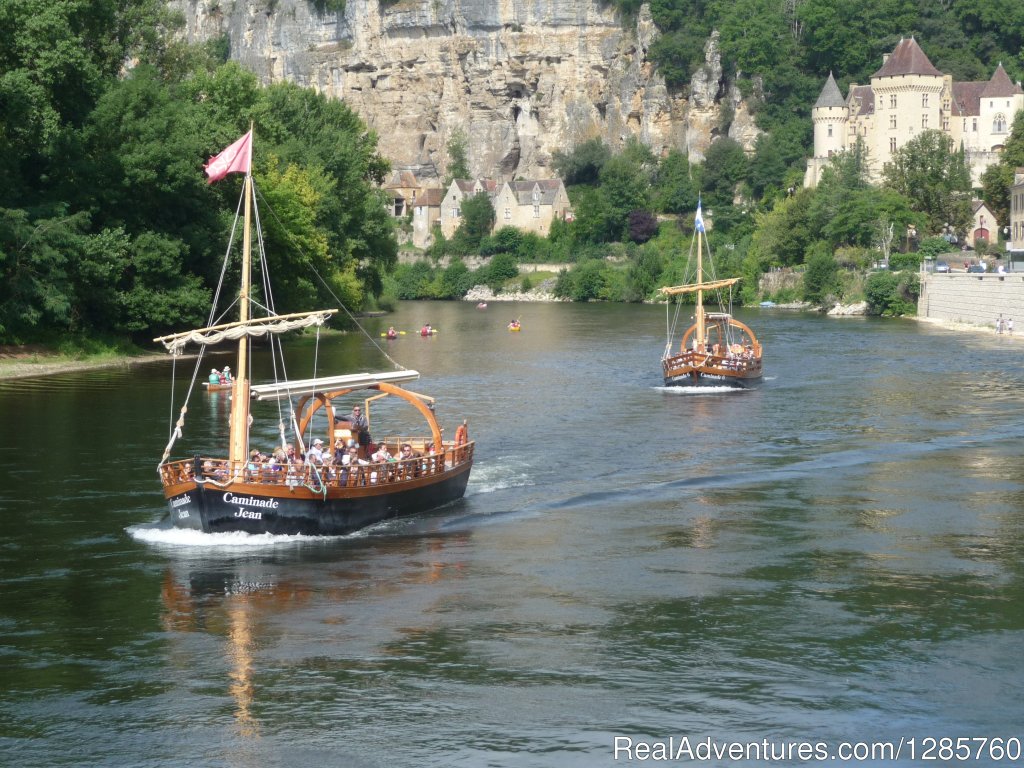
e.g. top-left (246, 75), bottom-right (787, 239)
top-left (170, 0), bottom-right (758, 181)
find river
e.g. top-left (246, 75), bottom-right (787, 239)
top-left (1, 301), bottom-right (1023, 767)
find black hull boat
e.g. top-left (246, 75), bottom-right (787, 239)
top-left (165, 458), bottom-right (471, 536)
top-left (154, 130), bottom-right (474, 536)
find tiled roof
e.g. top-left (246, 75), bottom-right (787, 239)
top-left (981, 64), bottom-right (1024, 99)
top-left (851, 85), bottom-right (873, 116)
top-left (952, 82), bottom-right (986, 117)
top-left (814, 73), bottom-right (846, 109)
top-left (504, 179), bottom-right (565, 206)
top-left (872, 37), bottom-right (943, 78)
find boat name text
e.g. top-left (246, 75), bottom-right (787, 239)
top-left (223, 493), bottom-right (280, 509)
top-left (171, 494), bottom-right (191, 507)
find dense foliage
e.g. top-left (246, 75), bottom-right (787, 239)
top-left (0, 0), bottom-right (395, 344)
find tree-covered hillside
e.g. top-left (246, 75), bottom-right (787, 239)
top-left (0, 0), bottom-right (396, 346)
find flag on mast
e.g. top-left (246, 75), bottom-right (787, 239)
top-left (204, 130), bottom-right (252, 183)
top-left (695, 198), bottom-right (705, 233)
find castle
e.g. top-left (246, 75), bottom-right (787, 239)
top-left (805, 37), bottom-right (1024, 188)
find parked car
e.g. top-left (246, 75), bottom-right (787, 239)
top-left (967, 264), bottom-right (986, 273)
top-left (935, 261), bottom-right (950, 273)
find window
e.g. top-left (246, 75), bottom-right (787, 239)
top-left (943, 117), bottom-right (949, 131)
top-left (973, 118), bottom-right (978, 132)
top-left (922, 115), bottom-right (928, 129)
top-left (453, 207), bottom-right (460, 219)
top-left (889, 115), bottom-right (897, 129)
top-left (504, 207), bottom-right (511, 220)
top-left (533, 204), bottom-right (540, 218)
top-left (994, 114), bottom-right (1008, 133)
top-left (889, 137), bottom-right (897, 152)
top-left (922, 94), bottom-right (929, 108)
top-left (890, 94), bottom-right (897, 108)
top-left (827, 125), bottom-right (833, 138)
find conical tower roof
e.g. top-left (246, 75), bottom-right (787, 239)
top-left (814, 72), bottom-right (846, 109)
top-left (872, 37), bottom-right (943, 79)
top-left (981, 63), bottom-right (1023, 98)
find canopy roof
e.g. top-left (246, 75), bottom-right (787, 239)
top-left (250, 370), bottom-right (420, 401)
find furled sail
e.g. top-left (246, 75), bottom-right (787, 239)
top-left (154, 310), bottom-right (337, 355)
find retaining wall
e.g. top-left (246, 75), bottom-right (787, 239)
top-left (918, 271), bottom-right (1024, 329)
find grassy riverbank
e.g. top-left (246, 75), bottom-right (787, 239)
top-left (0, 344), bottom-right (167, 381)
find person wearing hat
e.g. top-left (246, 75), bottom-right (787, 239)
top-left (208, 368), bottom-right (221, 385)
top-left (307, 438), bottom-right (325, 463)
top-left (221, 366), bottom-right (233, 384)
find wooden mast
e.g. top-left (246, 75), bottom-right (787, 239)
top-left (695, 224), bottom-right (705, 350)
top-left (228, 130), bottom-right (253, 466)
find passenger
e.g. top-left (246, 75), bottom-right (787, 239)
top-left (307, 438), bottom-right (325, 463)
top-left (208, 368), bottom-right (221, 385)
top-left (220, 366), bottom-right (233, 384)
top-left (348, 405), bottom-right (371, 448)
top-left (372, 444), bottom-right (393, 463)
top-left (386, 326), bottom-right (398, 339)
top-left (246, 449), bottom-right (262, 481)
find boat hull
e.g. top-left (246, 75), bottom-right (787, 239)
top-left (164, 462), bottom-right (472, 536)
top-left (663, 368), bottom-right (762, 388)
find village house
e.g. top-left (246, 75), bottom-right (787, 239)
top-left (439, 179), bottom-right (500, 239)
top-left (491, 179), bottom-right (573, 236)
top-left (968, 200), bottom-right (997, 248)
top-left (805, 37), bottom-right (1024, 189)
top-left (382, 169), bottom-right (426, 218)
top-left (412, 188), bottom-right (444, 248)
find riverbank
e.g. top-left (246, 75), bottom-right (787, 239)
top-left (0, 346), bottom-right (170, 382)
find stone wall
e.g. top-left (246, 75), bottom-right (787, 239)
top-left (918, 272), bottom-right (1024, 328)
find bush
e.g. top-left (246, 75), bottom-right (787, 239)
top-left (865, 271), bottom-right (919, 316)
top-left (888, 250), bottom-right (921, 271)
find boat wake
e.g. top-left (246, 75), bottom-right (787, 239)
top-left (655, 384), bottom-right (746, 394)
top-left (126, 523), bottom-right (344, 548)
top-left (467, 457), bottom-right (534, 495)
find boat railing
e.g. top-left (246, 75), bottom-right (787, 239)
top-left (160, 441), bottom-right (474, 491)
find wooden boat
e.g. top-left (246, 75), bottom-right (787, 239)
top-left (660, 202), bottom-right (763, 388)
top-left (203, 381), bottom-right (232, 392)
top-left (153, 130), bottom-right (474, 535)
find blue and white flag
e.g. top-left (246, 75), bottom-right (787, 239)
top-left (694, 199), bottom-right (705, 233)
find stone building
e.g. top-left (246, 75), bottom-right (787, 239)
top-left (439, 179), bottom-right (500, 239)
top-left (805, 37), bottom-right (1024, 188)
top-left (412, 188), bottom-right (444, 249)
top-left (491, 180), bottom-right (573, 237)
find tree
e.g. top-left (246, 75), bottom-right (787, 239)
top-left (652, 149), bottom-right (699, 214)
top-left (451, 191), bottom-right (495, 253)
top-left (882, 130), bottom-right (972, 235)
top-left (802, 242), bottom-right (839, 305)
top-left (701, 138), bottom-right (748, 209)
top-left (445, 128), bottom-right (470, 183)
top-left (552, 138), bottom-right (611, 186)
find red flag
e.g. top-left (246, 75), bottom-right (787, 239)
top-left (204, 130), bottom-right (252, 183)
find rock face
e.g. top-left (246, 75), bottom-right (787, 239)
top-left (170, 0), bottom-right (758, 181)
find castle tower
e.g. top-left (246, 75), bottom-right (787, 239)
top-left (868, 37), bottom-right (944, 179)
top-left (804, 72), bottom-right (849, 188)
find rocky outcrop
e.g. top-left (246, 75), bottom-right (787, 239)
top-left (169, 0), bottom-right (759, 181)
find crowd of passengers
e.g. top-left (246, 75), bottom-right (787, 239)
top-left (171, 437), bottom-right (449, 488)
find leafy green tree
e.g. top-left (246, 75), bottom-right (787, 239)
top-left (552, 138), bottom-right (611, 186)
top-left (449, 191), bottom-right (494, 254)
top-left (437, 259), bottom-right (473, 299)
top-left (882, 130), bottom-right (972, 235)
top-left (802, 242), bottom-right (840, 305)
top-left (625, 247), bottom-right (665, 302)
top-left (652, 149), bottom-right (699, 214)
top-left (445, 128), bottom-right (470, 184)
top-left (865, 270), bottom-right (919, 316)
top-left (700, 138), bottom-right (748, 209)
